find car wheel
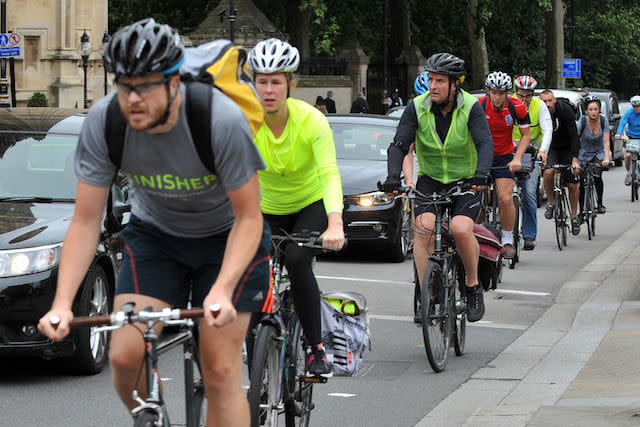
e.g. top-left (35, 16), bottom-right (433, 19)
top-left (389, 205), bottom-right (411, 262)
top-left (70, 264), bottom-right (112, 375)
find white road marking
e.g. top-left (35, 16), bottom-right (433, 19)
top-left (493, 289), bottom-right (550, 296)
top-left (316, 275), bottom-right (412, 285)
top-left (368, 314), bottom-right (527, 330)
top-left (328, 393), bottom-right (356, 398)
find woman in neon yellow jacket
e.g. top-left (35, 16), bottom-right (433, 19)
top-left (248, 38), bottom-right (345, 378)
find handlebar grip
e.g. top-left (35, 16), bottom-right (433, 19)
top-left (70, 315), bottom-right (112, 328)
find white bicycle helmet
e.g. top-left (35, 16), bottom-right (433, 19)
top-left (514, 75), bottom-right (537, 91)
top-left (631, 95), bottom-right (640, 107)
top-left (248, 38), bottom-right (300, 74)
top-left (485, 71), bottom-right (513, 91)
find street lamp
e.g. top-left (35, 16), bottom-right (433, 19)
top-left (102, 32), bottom-right (111, 96)
top-left (79, 30), bottom-right (93, 109)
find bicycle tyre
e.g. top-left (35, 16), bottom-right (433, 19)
top-left (585, 182), bottom-right (593, 240)
top-left (562, 192), bottom-right (569, 246)
top-left (554, 194), bottom-right (563, 251)
top-left (284, 318), bottom-right (313, 427)
top-left (632, 161), bottom-right (638, 202)
top-left (412, 260), bottom-right (420, 323)
top-left (421, 261), bottom-right (450, 372)
top-left (589, 182), bottom-right (597, 237)
top-left (248, 324), bottom-right (281, 427)
top-left (510, 193), bottom-right (520, 269)
top-left (133, 409), bottom-right (159, 427)
top-left (187, 343), bottom-right (207, 427)
top-left (451, 257), bottom-right (466, 356)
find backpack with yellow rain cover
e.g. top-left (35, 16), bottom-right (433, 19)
top-left (105, 39), bottom-right (264, 174)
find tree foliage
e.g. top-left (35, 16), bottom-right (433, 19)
top-left (108, 0), bottom-right (640, 98)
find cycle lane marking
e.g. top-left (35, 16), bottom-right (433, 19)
top-left (368, 314), bottom-right (527, 330)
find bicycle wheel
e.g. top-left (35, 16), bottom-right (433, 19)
top-left (186, 340), bottom-right (207, 426)
top-left (509, 193), bottom-right (521, 269)
top-left (629, 161), bottom-right (638, 202)
top-left (284, 318), bottom-right (313, 427)
top-left (450, 257), bottom-right (466, 357)
top-left (412, 260), bottom-right (421, 323)
top-left (585, 182), bottom-right (594, 240)
top-left (562, 192), bottom-right (569, 246)
top-left (421, 261), bottom-right (451, 372)
top-left (554, 195), bottom-right (564, 251)
top-left (248, 324), bottom-right (281, 427)
top-left (589, 182), bottom-right (597, 237)
top-left (133, 409), bottom-right (160, 427)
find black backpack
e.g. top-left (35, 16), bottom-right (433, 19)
top-left (104, 81), bottom-right (216, 175)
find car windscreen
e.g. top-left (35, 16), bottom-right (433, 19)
top-left (0, 131), bottom-right (78, 200)
top-left (331, 122), bottom-right (396, 161)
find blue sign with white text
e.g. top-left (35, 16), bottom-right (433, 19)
top-left (562, 59), bottom-right (581, 79)
top-left (0, 46), bottom-right (20, 57)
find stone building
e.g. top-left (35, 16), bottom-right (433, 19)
top-left (7, 0), bottom-right (108, 108)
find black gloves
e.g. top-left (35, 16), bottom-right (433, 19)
top-left (381, 174), bottom-right (402, 193)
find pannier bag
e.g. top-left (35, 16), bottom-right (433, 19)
top-left (320, 291), bottom-right (371, 376)
top-left (474, 223), bottom-right (505, 291)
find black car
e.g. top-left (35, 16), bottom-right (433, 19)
top-left (0, 109), bottom-right (129, 374)
top-left (328, 114), bottom-right (411, 262)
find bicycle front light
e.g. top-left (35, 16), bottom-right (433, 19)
top-left (0, 243), bottom-right (63, 278)
top-left (349, 191), bottom-right (394, 207)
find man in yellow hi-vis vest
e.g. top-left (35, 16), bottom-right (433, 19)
top-left (513, 75), bottom-right (552, 250)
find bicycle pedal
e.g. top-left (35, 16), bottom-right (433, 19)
top-left (304, 376), bottom-right (328, 383)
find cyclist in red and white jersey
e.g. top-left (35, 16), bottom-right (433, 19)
top-left (478, 71), bottom-right (531, 258)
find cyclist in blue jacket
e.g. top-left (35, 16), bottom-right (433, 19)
top-left (615, 95), bottom-right (640, 185)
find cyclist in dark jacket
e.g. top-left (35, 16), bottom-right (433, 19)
top-left (540, 89), bottom-right (582, 235)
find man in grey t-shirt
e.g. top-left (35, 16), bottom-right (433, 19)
top-left (38, 19), bottom-right (268, 425)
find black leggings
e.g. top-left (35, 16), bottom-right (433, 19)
top-left (253, 200), bottom-right (328, 347)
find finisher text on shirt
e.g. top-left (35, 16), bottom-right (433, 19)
top-left (122, 171), bottom-right (217, 191)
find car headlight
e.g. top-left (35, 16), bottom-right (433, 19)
top-left (0, 243), bottom-right (63, 278)
top-left (349, 191), bottom-right (394, 207)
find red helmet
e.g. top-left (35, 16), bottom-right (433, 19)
top-left (515, 75), bottom-right (538, 91)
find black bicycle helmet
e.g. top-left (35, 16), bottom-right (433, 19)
top-left (583, 94), bottom-right (601, 108)
top-left (424, 53), bottom-right (465, 79)
top-left (104, 18), bottom-right (184, 78)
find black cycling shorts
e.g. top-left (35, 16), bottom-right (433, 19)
top-left (414, 175), bottom-right (482, 221)
top-left (116, 216), bottom-right (272, 313)
top-left (547, 148), bottom-right (579, 184)
top-left (491, 153), bottom-right (515, 180)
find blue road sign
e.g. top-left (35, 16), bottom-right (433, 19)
top-left (563, 58), bottom-right (581, 79)
top-left (0, 46), bottom-right (20, 57)
top-left (0, 34), bottom-right (8, 46)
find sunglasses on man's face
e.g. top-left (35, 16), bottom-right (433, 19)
top-left (115, 78), bottom-right (168, 99)
top-left (516, 92), bottom-right (534, 99)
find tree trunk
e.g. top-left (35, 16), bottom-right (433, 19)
top-left (390, 0), bottom-right (411, 61)
top-left (545, 0), bottom-right (565, 88)
top-left (465, 0), bottom-right (489, 90)
top-left (286, 0), bottom-right (311, 61)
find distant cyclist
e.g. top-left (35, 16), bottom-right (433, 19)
top-left (248, 38), bottom-right (345, 378)
top-left (479, 71), bottom-right (531, 258)
top-left (383, 53), bottom-right (493, 322)
top-left (403, 71), bottom-right (430, 189)
top-left (513, 75), bottom-right (552, 251)
top-left (577, 95), bottom-right (610, 216)
top-left (615, 95), bottom-right (640, 186)
top-left (38, 18), bottom-right (270, 426)
top-left (540, 90), bottom-right (582, 235)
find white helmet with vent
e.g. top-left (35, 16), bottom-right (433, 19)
top-left (248, 38), bottom-right (300, 74)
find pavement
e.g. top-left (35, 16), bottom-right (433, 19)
top-left (416, 214), bottom-right (640, 427)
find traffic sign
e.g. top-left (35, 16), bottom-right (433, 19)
top-left (562, 58), bottom-right (581, 79)
top-left (0, 46), bottom-right (20, 58)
